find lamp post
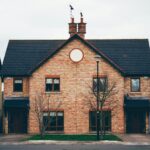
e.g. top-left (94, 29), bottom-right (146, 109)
top-left (94, 55), bottom-right (101, 140)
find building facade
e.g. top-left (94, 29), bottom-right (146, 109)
top-left (1, 17), bottom-right (150, 134)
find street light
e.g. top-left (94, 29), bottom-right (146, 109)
top-left (94, 54), bottom-right (101, 140)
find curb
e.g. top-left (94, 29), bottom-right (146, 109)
top-left (1, 140), bottom-right (150, 145)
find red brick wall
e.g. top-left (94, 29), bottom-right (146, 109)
top-left (4, 39), bottom-right (150, 134)
top-left (28, 39), bottom-right (125, 134)
top-left (4, 77), bottom-right (29, 97)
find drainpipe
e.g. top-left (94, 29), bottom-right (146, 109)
top-left (148, 109), bottom-right (150, 134)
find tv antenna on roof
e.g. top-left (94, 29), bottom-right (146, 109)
top-left (69, 5), bottom-right (74, 18)
top-left (80, 12), bottom-right (83, 18)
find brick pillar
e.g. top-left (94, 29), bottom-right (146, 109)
top-left (4, 112), bottom-right (8, 134)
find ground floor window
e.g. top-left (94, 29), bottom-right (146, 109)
top-left (89, 111), bottom-right (111, 131)
top-left (43, 111), bottom-right (64, 131)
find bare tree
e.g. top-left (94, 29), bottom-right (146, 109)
top-left (33, 92), bottom-right (61, 138)
top-left (85, 79), bottom-right (118, 140)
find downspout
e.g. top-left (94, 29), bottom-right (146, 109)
top-left (147, 101), bottom-right (150, 134)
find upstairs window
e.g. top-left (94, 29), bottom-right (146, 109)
top-left (93, 77), bottom-right (108, 92)
top-left (46, 78), bottom-right (60, 92)
top-left (131, 78), bottom-right (140, 92)
top-left (13, 78), bottom-right (23, 92)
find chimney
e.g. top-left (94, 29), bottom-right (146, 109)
top-left (77, 17), bottom-right (86, 38)
top-left (69, 18), bottom-right (77, 37)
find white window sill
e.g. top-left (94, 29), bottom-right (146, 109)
top-left (130, 91), bottom-right (141, 94)
top-left (45, 91), bottom-right (61, 94)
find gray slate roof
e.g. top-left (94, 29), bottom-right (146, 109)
top-left (1, 35), bottom-right (150, 76)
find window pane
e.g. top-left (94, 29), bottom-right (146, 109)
top-left (131, 78), bottom-right (140, 92)
top-left (46, 79), bottom-right (52, 84)
top-left (15, 80), bottom-right (22, 84)
top-left (43, 116), bottom-right (50, 127)
top-left (46, 84), bottom-right (52, 91)
top-left (54, 84), bottom-right (60, 91)
top-left (93, 78), bottom-right (107, 92)
top-left (50, 116), bottom-right (56, 126)
top-left (100, 78), bottom-right (107, 92)
top-left (89, 111), bottom-right (96, 131)
top-left (93, 79), bottom-right (97, 92)
top-left (50, 112), bottom-right (56, 116)
top-left (43, 112), bottom-right (48, 116)
top-left (14, 79), bottom-right (23, 92)
top-left (90, 111), bottom-right (96, 127)
top-left (57, 127), bottom-right (64, 131)
top-left (57, 112), bottom-right (63, 116)
top-left (54, 79), bottom-right (60, 84)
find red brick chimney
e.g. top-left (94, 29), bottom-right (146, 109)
top-left (77, 17), bottom-right (86, 38)
top-left (69, 18), bottom-right (77, 37)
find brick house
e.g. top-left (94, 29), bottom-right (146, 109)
top-left (0, 17), bottom-right (150, 134)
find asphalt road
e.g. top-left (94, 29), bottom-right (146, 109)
top-left (0, 144), bottom-right (150, 150)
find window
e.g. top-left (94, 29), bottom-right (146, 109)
top-left (13, 78), bottom-right (23, 92)
top-left (46, 78), bottom-right (60, 92)
top-left (131, 78), bottom-right (140, 92)
top-left (93, 77), bottom-right (107, 92)
top-left (43, 111), bottom-right (64, 131)
top-left (89, 111), bottom-right (111, 131)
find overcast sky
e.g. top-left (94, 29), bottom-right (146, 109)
top-left (0, 0), bottom-right (150, 62)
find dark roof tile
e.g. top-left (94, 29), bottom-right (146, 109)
top-left (1, 35), bottom-right (150, 76)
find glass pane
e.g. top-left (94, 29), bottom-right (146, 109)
top-left (132, 79), bottom-right (140, 92)
top-left (43, 112), bottom-right (48, 116)
top-left (89, 111), bottom-right (96, 131)
top-left (101, 111), bottom-right (111, 131)
top-left (15, 79), bottom-right (22, 83)
top-left (50, 112), bottom-right (56, 116)
top-left (50, 116), bottom-right (56, 126)
top-left (49, 127), bottom-right (57, 131)
top-left (43, 116), bottom-right (49, 127)
top-left (57, 127), bottom-right (64, 131)
top-left (46, 78), bottom-right (52, 84)
top-left (99, 78), bottom-right (107, 92)
top-left (46, 84), bottom-right (52, 91)
top-left (54, 84), bottom-right (60, 91)
top-left (57, 112), bottom-right (63, 116)
top-left (14, 84), bottom-right (23, 92)
top-left (91, 126), bottom-right (96, 131)
top-left (54, 79), bottom-right (60, 84)
top-left (57, 116), bottom-right (64, 126)
top-left (93, 79), bottom-right (97, 92)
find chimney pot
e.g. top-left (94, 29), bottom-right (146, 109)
top-left (77, 17), bottom-right (86, 38)
top-left (69, 17), bottom-right (77, 37)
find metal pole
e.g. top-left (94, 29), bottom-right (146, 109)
top-left (96, 61), bottom-right (100, 140)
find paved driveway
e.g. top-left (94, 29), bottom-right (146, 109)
top-left (0, 134), bottom-right (30, 142)
top-left (118, 134), bottom-right (150, 143)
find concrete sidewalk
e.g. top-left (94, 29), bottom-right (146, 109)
top-left (0, 134), bottom-right (150, 145)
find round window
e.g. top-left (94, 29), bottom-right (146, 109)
top-left (69, 49), bottom-right (84, 62)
